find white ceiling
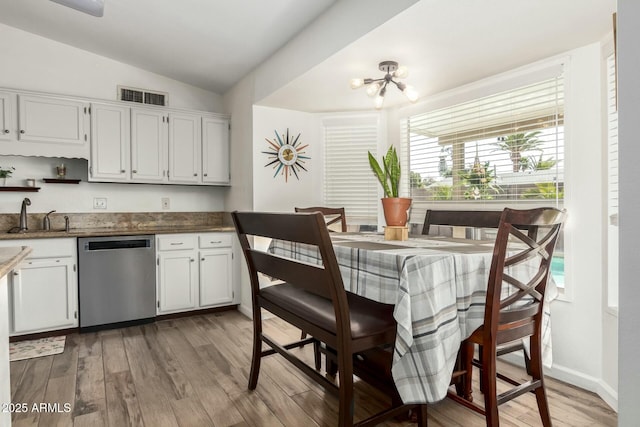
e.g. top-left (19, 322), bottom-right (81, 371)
top-left (0, 0), bottom-right (338, 94)
top-left (0, 0), bottom-right (616, 113)
top-left (260, 0), bottom-right (617, 112)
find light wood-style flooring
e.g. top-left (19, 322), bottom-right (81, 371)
top-left (10, 310), bottom-right (617, 426)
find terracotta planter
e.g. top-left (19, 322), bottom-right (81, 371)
top-left (381, 197), bottom-right (412, 226)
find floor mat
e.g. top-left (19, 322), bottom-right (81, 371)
top-left (9, 336), bottom-right (66, 362)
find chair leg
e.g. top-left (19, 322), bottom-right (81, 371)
top-left (337, 353), bottom-right (355, 427)
top-left (415, 404), bottom-right (428, 427)
top-left (530, 337), bottom-right (552, 427)
top-left (462, 341), bottom-right (474, 401)
top-left (313, 340), bottom-right (321, 370)
top-left (248, 317), bottom-right (263, 390)
top-left (299, 329), bottom-right (306, 347)
top-left (481, 344), bottom-right (500, 427)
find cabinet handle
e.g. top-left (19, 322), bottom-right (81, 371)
top-left (203, 173), bottom-right (208, 177)
top-left (170, 242), bottom-right (183, 246)
top-left (121, 169), bottom-right (126, 173)
top-left (210, 241), bottom-right (222, 244)
top-left (3, 129), bottom-right (8, 134)
top-left (190, 259), bottom-right (195, 262)
top-left (20, 130), bottom-right (25, 134)
top-left (132, 170), bottom-right (137, 173)
top-left (13, 271), bottom-right (18, 276)
top-left (193, 173), bottom-right (198, 177)
top-left (201, 258), bottom-right (205, 261)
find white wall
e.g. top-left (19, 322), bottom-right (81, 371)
top-left (0, 23), bottom-right (223, 112)
top-left (617, 2), bottom-right (640, 425)
top-left (252, 106), bottom-right (321, 211)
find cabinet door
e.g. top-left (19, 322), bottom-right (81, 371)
top-left (202, 117), bottom-right (230, 184)
top-left (18, 94), bottom-right (88, 145)
top-left (0, 92), bottom-right (14, 141)
top-left (131, 108), bottom-right (167, 183)
top-left (157, 251), bottom-right (197, 313)
top-left (10, 258), bottom-right (77, 334)
top-left (90, 103), bottom-right (131, 182)
top-left (199, 248), bottom-right (233, 307)
top-left (168, 113), bottom-right (201, 184)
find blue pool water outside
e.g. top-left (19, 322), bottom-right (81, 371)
top-left (551, 256), bottom-right (565, 287)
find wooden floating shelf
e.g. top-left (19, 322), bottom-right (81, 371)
top-left (0, 186), bottom-right (41, 192)
top-left (42, 178), bottom-right (81, 184)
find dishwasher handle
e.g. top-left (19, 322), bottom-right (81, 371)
top-left (84, 239), bottom-right (152, 251)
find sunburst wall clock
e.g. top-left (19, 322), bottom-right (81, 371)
top-left (262, 128), bottom-right (310, 182)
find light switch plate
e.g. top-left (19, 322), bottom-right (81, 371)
top-left (161, 197), bottom-right (170, 209)
top-left (93, 197), bottom-right (107, 209)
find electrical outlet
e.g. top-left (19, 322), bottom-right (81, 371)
top-left (161, 197), bottom-right (170, 209)
top-left (93, 197), bottom-right (107, 209)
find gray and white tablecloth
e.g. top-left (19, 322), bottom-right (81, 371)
top-left (269, 233), bottom-right (556, 404)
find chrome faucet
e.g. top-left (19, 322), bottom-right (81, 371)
top-left (43, 210), bottom-right (56, 231)
top-left (19, 198), bottom-right (31, 232)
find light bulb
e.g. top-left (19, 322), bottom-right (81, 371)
top-left (350, 78), bottom-right (365, 89)
top-left (366, 82), bottom-right (381, 97)
top-left (374, 95), bottom-right (385, 109)
top-left (394, 66), bottom-right (408, 79)
top-left (403, 85), bottom-right (419, 103)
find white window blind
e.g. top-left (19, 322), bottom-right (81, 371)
top-left (405, 73), bottom-right (564, 209)
top-left (606, 52), bottom-right (619, 308)
top-left (323, 116), bottom-right (379, 226)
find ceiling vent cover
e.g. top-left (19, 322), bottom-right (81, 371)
top-left (118, 86), bottom-right (168, 106)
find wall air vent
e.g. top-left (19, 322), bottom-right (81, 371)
top-left (118, 86), bottom-right (168, 106)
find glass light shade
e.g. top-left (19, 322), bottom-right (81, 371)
top-left (403, 85), bottom-right (419, 102)
top-left (350, 78), bottom-right (365, 89)
top-left (374, 94), bottom-right (385, 109)
top-left (366, 82), bottom-right (381, 97)
top-left (394, 66), bottom-right (409, 79)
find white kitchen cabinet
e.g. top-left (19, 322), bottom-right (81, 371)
top-left (18, 94), bottom-right (89, 146)
top-left (11, 257), bottom-right (77, 334)
top-left (156, 232), bottom-right (234, 315)
top-left (168, 112), bottom-right (201, 184)
top-left (157, 250), bottom-right (198, 313)
top-left (202, 116), bottom-right (230, 185)
top-left (131, 107), bottom-right (168, 183)
top-left (0, 91), bottom-right (14, 141)
top-left (0, 238), bottom-right (78, 336)
top-left (89, 103), bottom-right (131, 182)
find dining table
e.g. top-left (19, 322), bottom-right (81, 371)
top-left (268, 231), bottom-right (557, 404)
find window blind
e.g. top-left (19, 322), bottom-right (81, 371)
top-left (323, 117), bottom-right (380, 226)
top-left (405, 73), bottom-right (564, 209)
top-left (606, 52), bottom-right (619, 308)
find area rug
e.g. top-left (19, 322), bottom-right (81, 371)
top-left (9, 336), bottom-right (66, 362)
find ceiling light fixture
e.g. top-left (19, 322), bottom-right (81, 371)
top-left (350, 60), bottom-right (419, 109)
top-left (50, 0), bottom-right (105, 17)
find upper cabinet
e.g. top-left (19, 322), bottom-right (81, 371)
top-left (202, 116), bottom-right (230, 185)
top-left (0, 92), bottom-right (14, 142)
top-left (0, 92), bottom-right (90, 158)
top-left (131, 108), bottom-right (168, 183)
top-left (168, 112), bottom-right (201, 184)
top-left (89, 103), bottom-right (131, 182)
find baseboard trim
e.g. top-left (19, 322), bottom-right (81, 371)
top-left (501, 352), bottom-right (618, 412)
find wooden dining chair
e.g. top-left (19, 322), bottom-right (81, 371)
top-left (447, 207), bottom-right (566, 427)
top-left (232, 211), bottom-right (425, 427)
top-left (295, 206), bottom-right (347, 232)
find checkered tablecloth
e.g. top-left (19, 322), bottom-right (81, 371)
top-left (269, 233), bottom-right (556, 404)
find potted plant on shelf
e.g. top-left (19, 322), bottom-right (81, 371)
top-left (368, 146), bottom-right (412, 226)
top-left (0, 166), bottom-right (15, 186)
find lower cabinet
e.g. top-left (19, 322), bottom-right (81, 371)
top-left (0, 238), bottom-right (78, 336)
top-left (156, 232), bottom-right (233, 315)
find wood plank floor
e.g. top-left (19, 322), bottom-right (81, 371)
top-left (10, 310), bottom-right (617, 426)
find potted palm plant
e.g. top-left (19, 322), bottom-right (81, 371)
top-left (368, 146), bottom-right (412, 226)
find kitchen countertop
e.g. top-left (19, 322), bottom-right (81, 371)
top-left (0, 225), bottom-right (236, 240)
top-left (0, 246), bottom-right (32, 277)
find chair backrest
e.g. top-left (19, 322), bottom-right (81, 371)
top-left (422, 210), bottom-right (503, 235)
top-left (295, 207), bottom-right (347, 232)
top-left (232, 211), bottom-right (351, 333)
top-left (484, 207), bottom-right (566, 344)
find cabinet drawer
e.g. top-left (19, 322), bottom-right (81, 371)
top-left (198, 233), bottom-right (232, 248)
top-left (0, 238), bottom-right (75, 259)
top-left (157, 235), bottom-right (196, 251)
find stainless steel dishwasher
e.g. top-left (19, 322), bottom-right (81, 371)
top-left (78, 235), bottom-right (156, 330)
